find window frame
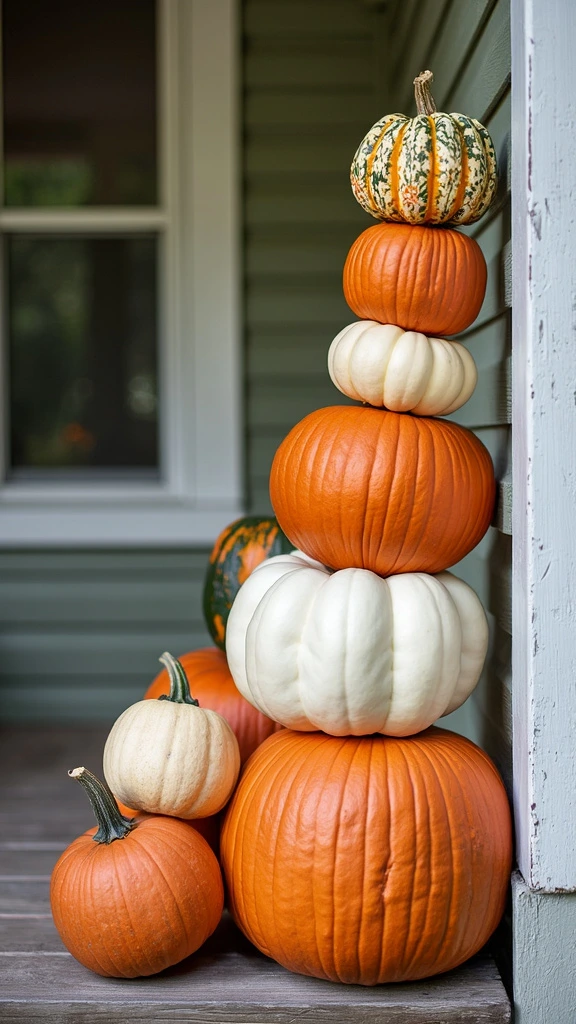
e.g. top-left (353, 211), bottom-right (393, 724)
top-left (0, 0), bottom-right (243, 545)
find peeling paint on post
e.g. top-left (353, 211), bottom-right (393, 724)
top-left (512, 0), bottom-right (576, 892)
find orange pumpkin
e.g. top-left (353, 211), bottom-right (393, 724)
top-left (270, 406), bottom-right (495, 577)
top-left (51, 768), bottom-right (223, 978)
top-left (221, 729), bottom-right (512, 985)
top-left (144, 647), bottom-right (282, 765)
top-left (114, 799), bottom-right (222, 859)
top-left (343, 222), bottom-right (487, 336)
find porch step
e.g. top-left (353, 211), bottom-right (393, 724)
top-left (0, 727), bottom-right (511, 1023)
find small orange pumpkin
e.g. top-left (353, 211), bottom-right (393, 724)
top-left (343, 221), bottom-right (487, 336)
top-left (144, 647), bottom-right (282, 765)
top-left (221, 729), bottom-right (512, 985)
top-left (51, 768), bottom-right (223, 978)
top-left (270, 405), bottom-right (495, 577)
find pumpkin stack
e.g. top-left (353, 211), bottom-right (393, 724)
top-left (221, 71), bottom-right (512, 986)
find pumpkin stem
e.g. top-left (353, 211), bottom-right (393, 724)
top-left (158, 652), bottom-right (200, 706)
top-left (69, 767), bottom-right (136, 844)
top-left (414, 70), bottom-right (437, 115)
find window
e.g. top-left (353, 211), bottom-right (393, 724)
top-left (0, 0), bottom-right (242, 544)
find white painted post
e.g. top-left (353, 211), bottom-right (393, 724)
top-left (512, 0), bottom-right (576, 891)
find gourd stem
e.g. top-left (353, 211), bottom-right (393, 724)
top-left (414, 70), bottom-right (437, 115)
top-left (69, 767), bottom-right (136, 844)
top-left (158, 651), bottom-right (200, 706)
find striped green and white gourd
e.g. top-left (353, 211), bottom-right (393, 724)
top-left (350, 70), bottom-right (498, 226)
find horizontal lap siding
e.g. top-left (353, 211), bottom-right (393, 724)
top-left (244, 0), bottom-right (388, 513)
top-left (0, 550), bottom-right (212, 723)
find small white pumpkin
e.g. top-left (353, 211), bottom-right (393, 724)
top-left (328, 321), bottom-right (477, 415)
top-left (103, 652), bottom-right (241, 818)
top-left (226, 553), bottom-right (488, 737)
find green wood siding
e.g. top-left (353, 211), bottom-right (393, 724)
top-left (244, 0), bottom-right (388, 512)
top-left (0, 549), bottom-right (212, 722)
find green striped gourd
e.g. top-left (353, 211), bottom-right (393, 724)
top-left (350, 70), bottom-right (497, 226)
top-left (203, 516), bottom-right (293, 650)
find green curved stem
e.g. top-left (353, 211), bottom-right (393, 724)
top-left (69, 767), bottom-right (136, 844)
top-left (158, 652), bottom-right (200, 706)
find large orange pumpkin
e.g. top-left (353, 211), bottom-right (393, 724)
top-left (221, 729), bottom-right (512, 985)
top-left (144, 647), bottom-right (282, 765)
top-left (343, 222), bottom-right (487, 336)
top-left (270, 406), bottom-right (495, 577)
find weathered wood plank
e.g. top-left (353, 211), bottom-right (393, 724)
top-left (0, 848), bottom-right (65, 876)
top-left (0, 727), bottom-right (107, 777)
top-left (0, 915), bottom-right (64, 954)
top-left (0, 880), bottom-right (51, 915)
top-left (0, 952), bottom-right (511, 1024)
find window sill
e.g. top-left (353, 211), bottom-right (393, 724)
top-left (0, 494), bottom-right (244, 546)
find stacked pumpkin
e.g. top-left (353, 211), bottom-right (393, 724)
top-left (220, 71), bottom-right (512, 985)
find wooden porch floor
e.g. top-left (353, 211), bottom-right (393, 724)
top-left (0, 727), bottom-right (511, 1022)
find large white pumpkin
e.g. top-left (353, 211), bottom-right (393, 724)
top-left (328, 321), bottom-right (477, 415)
top-left (226, 553), bottom-right (488, 737)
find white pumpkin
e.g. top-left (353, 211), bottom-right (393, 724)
top-left (328, 321), bottom-right (477, 415)
top-left (226, 553), bottom-right (488, 737)
top-left (103, 652), bottom-right (241, 818)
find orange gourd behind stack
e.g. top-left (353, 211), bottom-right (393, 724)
top-left (221, 69), bottom-right (511, 987)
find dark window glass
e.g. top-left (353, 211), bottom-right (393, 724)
top-left (7, 235), bottom-right (159, 474)
top-left (2, 0), bottom-right (157, 207)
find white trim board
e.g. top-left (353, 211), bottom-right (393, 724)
top-left (0, 0), bottom-right (243, 546)
top-left (512, 0), bottom-right (576, 890)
